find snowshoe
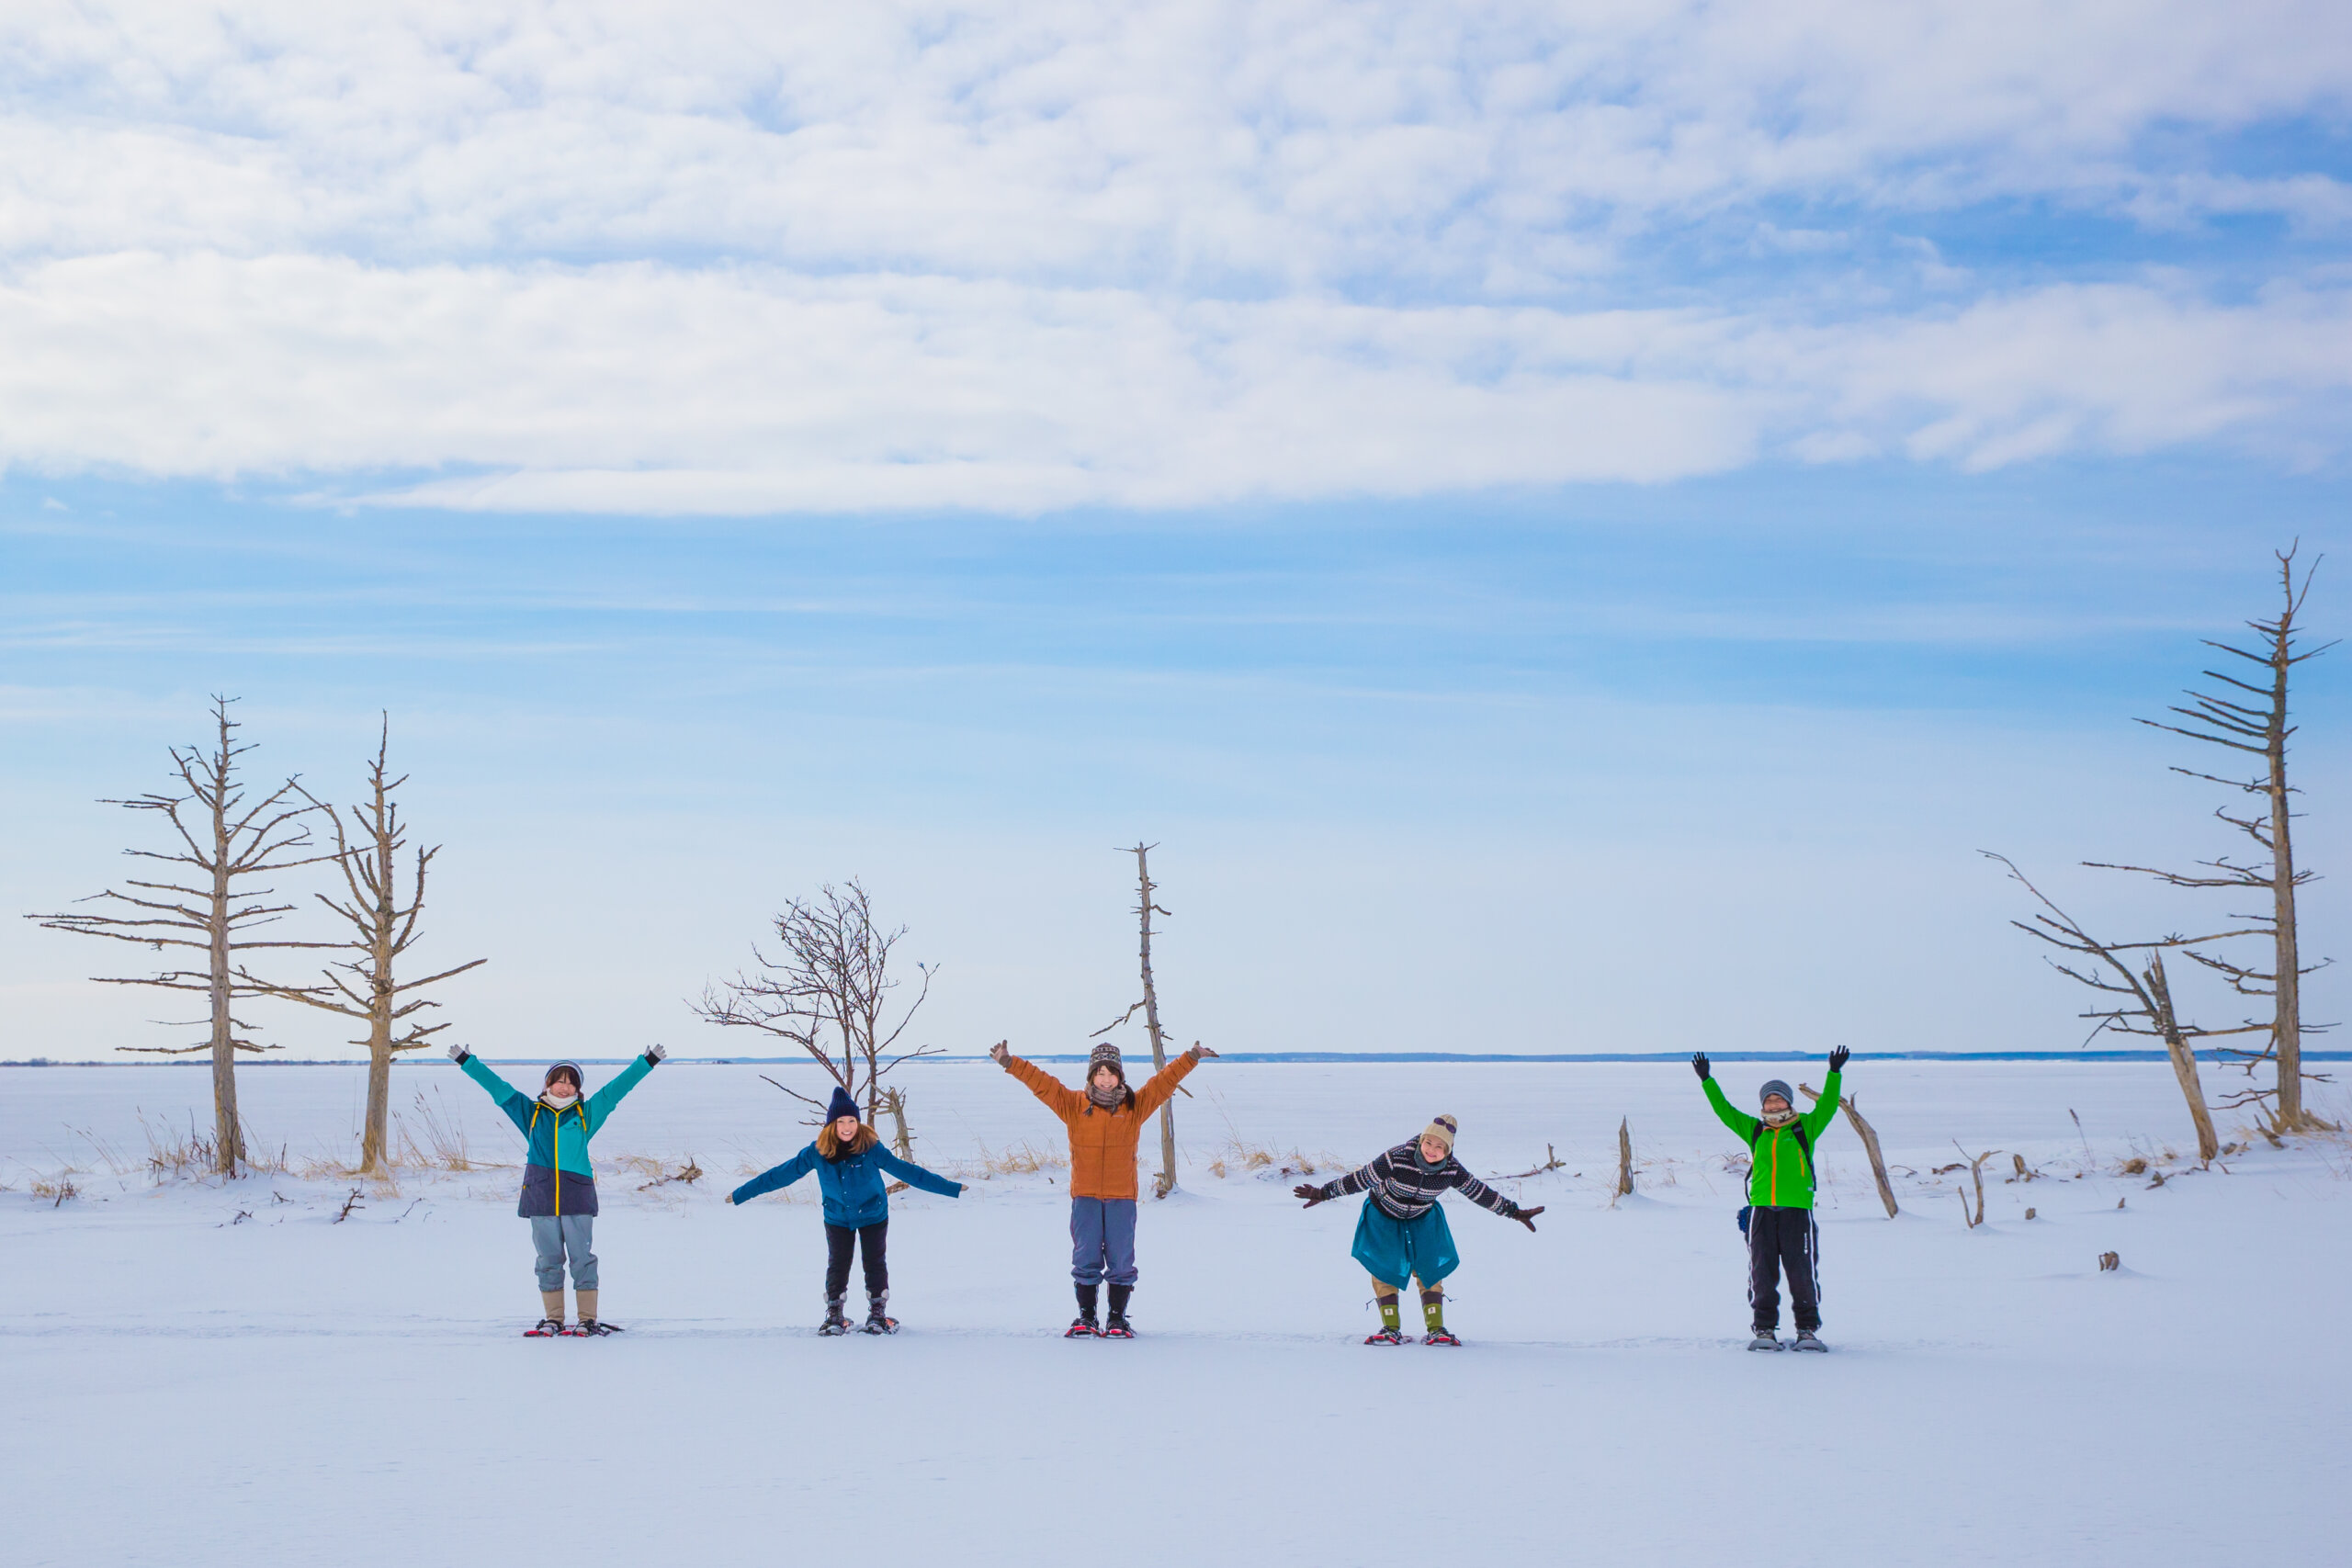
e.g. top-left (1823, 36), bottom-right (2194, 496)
top-left (1791, 1329), bottom-right (1826, 1353)
top-left (1100, 1314), bottom-right (1136, 1340)
top-left (564, 1319), bottom-right (622, 1337)
top-left (525, 1317), bottom-right (564, 1337)
top-left (862, 1312), bottom-right (899, 1335)
top-left (1065, 1314), bottom-right (1101, 1338)
top-left (819, 1301), bottom-right (854, 1337)
top-left (1363, 1327), bottom-right (1408, 1345)
top-left (1422, 1328), bottom-right (1462, 1347)
top-left (1748, 1329), bottom-right (1783, 1352)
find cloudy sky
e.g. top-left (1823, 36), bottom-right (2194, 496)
top-left (4, 1), bottom-right (2349, 1064)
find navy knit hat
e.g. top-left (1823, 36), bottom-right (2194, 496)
top-left (825, 1086), bottom-right (859, 1123)
top-left (1758, 1078), bottom-right (1794, 1108)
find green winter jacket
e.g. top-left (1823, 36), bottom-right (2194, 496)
top-left (1705, 1070), bottom-right (1841, 1210)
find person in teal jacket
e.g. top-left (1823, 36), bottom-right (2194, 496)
top-left (727, 1086), bottom-right (964, 1336)
top-left (1693, 1046), bottom-right (1848, 1351)
top-left (449, 1043), bottom-right (666, 1337)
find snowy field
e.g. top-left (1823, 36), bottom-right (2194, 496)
top-left (4, 1057), bottom-right (2348, 1567)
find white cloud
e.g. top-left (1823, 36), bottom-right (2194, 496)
top-left (0, 1), bottom-right (2346, 508)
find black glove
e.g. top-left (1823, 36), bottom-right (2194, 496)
top-left (1690, 1052), bottom-right (1711, 1080)
top-left (1294, 1184), bottom-right (1328, 1207)
top-left (1512, 1204), bottom-right (1544, 1233)
top-left (1827, 1046), bottom-right (1849, 1073)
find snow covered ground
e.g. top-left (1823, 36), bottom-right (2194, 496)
top-left (4, 1058), bottom-right (2347, 1567)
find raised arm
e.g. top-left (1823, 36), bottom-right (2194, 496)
top-left (728, 1145), bottom-right (818, 1205)
top-left (1701, 1075), bottom-right (1759, 1142)
top-left (1130, 1046), bottom-right (1205, 1120)
top-left (582, 1046), bottom-right (663, 1134)
top-left (998, 1050), bottom-right (1083, 1122)
top-left (874, 1146), bottom-right (964, 1200)
top-left (1802, 1051), bottom-right (1849, 1140)
top-left (452, 1048), bottom-right (534, 1134)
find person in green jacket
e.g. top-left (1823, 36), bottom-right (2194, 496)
top-left (1693, 1046), bottom-right (1848, 1351)
top-left (449, 1043), bottom-right (666, 1337)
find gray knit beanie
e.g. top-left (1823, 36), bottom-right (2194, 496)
top-left (1758, 1078), bottom-right (1794, 1108)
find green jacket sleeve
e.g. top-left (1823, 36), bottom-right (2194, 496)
top-left (1802, 1069), bottom-right (1843, 1140)
top-left (584, 1052), bottom-right (657, 1134)
top-left (458, 1054), bottom-right (533, 1134)
top-left (1702, 1077), bottom-right (1759, 1142)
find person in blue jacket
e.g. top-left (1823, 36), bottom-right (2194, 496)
top-left (448, 1042), bottom-right (667, 1337)
top-left (727, 1085), bottom-right (965, 1335)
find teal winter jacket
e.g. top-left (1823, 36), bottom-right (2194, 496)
top-left (458, 1051), bottom-right (658, 1217)
top-left (730, 1128), bottom-right (962, 1227)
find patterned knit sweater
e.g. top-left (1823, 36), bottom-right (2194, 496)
top-left (1316, 1143), bottom-right (1520, 1222)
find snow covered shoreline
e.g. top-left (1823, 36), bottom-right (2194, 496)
top-left (6, 1060), bottom-right (2347, 1566)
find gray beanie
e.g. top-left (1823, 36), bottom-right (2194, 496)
top-left (1758, 1078), bottom-right (1794, 1108)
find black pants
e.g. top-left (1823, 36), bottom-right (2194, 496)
top-left (1747, 1205), bottom-right (1820, 1331)
top-left (824, 1220), bottom-right (888, 1301)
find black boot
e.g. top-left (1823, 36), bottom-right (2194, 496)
top-left (862, 1291), bottom-right (898, 1335)
top-left (819, 1295), bottom-right (852, 1337)
top-left (1067, 1282), bottom-right (1100, 1338)
top-left (1102, 1283), bottom-right (1135, 1339)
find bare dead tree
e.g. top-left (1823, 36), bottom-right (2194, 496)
top-left (695, 880), bottom-right (938, 1121)
top-left (1090, 844), bottom-right (1188, 1199)
top-left (1955, 1145), bottom-right (1998, 1228)
top-left (2094, 547), bottom-right (2337, 1132)
top-left (1986, 853), bottom-right (2257, 1163)
top-left (236, 717), bottom-right (485, 1174)
top-left (1615, 1117), bottom-right (1634, 1197)
top-left (28, 697), bottom-right (331, 1174)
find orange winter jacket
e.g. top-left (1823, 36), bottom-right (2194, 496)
top-left (1003, 1051), bottom-right (1198, 1200)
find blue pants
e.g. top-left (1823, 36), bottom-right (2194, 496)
top-left (1069, 1197), bottom-right (1138, 1287)
top-left (529, 1214), bottom-right (597, 1291)
top-left (1350, 1197), bottom-right (1459, 1290)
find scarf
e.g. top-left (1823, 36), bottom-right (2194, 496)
top-left (1759, 1108), bottom-right (1800, 1130)
top-left (1086, 1080), bottom-right (1126, 1111)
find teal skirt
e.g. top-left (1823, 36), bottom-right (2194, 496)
top-left (1350, 1196), bottom-right (1460, 1287)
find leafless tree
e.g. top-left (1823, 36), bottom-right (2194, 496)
top-left (695, 880), bottom-right (938, 1120)
top-left (1091, 843), bottom-right (1190, 1199)
top-left (28, 697), bottom-right (330, 1173)
top-left (237, 717), bottom-right (485, 1174)
top-left (2095, 547), bottom-right (2336, 1132)
top-left (1986, 852), bottom-right (2257, 1162)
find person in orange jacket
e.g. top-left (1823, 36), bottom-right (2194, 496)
top-left (990, 1037), bottom-right (1216, 1337)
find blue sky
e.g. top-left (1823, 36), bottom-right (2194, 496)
top-left (4, 3), bottom-right (2350, 1062)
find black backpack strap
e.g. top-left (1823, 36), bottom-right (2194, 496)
top-left (1746, 1120), bottom-right (1813, 1171)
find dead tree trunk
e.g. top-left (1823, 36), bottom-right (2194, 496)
top-left (1131, 845), bottom-right (1180, 1200)
top-left (1803, 1082), bottom-right (1898, 1216)
top-left (1988, 853), bottom-right (2254, 1163)
top-left (29, 697), bottom-right (329, 1174)
top-left (1615, 1117), bottom-right (1634, 1197)
top-left (2109, 547), bottom-right (2335, 1132)
top-left (237, 717), bottom-right (484, 1173)
top-left (2141, 951), bottom-right (2221, 1162)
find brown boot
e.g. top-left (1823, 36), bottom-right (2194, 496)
top-left (526, 1290), bottom-right (565, 1337)
top-left (567, 1289), bottom-right (621, 1337)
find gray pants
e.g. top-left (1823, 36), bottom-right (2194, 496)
top-left (530, 1214), bottom-right (598, 1292)
top-left (1069, 1197), bottom-right (1138, 1287)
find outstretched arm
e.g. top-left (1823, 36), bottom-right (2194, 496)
top-left (583, 1046), bottom-right (663, 1134)
top-left (728, 1145), bottom-right (818, 1206)
top-left (1802, 1052), bottom-right (1848, 1139)
top-left (451, 1047), bottom-right (534, 1134)
top-left (997, 1049), bottom-right (1083, 1122)
top-left (1299, 1149), bottom-right (1390, 1206)
top-left (874, 1147), bottom-right (964, 1200)
top-left (1131, 1045), bottom-right (1211, 1120)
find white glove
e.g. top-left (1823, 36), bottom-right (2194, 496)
top-left (989, 1042), bottom-right (1010, 1066)
top-left (644, 1043), bottom-right (668, 1064)
top-left (447, 1043), bottom-right (470, 1064)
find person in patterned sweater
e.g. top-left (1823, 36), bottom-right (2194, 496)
top-left (1295, 1113), bottom-right (1542, 1345)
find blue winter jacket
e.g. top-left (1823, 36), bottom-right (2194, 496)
top-left (730, 1132), bottom-right (963, 1227)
